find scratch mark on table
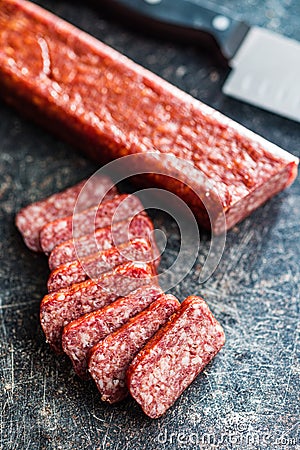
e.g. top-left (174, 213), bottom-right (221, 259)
top-left (282, 325), bottom-right (299, 404)
top-left (10, 344), bottom-right (15, 398)
top-left (42, 374), bottom-right (47, 411)
top-left (221, 229), bottom-right (255, 286)
top-left (102, 411), bottom-right (114, 449)
top-left (0, 300), bottom-right (38, 310)
top-left (91, 412), bottom-right (106, 423)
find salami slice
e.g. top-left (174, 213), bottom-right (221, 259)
top-left (15, 176), bottom-right (117, 252)
top-left (40, 261), bottom-right (157, 353)
top-left (88, 294), bottom-right (180, 404)
top-left (62, 285), bottom-right (164, 379)
top-left (40, 194), bottom-right (144, 254)
top-left (47, 237), bottom-right (156, 293)
top-left (48, 213), bottom-right (159, 273)
top-left (126, 296), bottom-right (225, 418)
top-left (1, 0), bottom-right (298, 233)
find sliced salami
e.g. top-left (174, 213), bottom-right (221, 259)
top-left (47, 237), bottom-right (156, 293)
top-left (88, 294), bottom-right (180, 404)
top-left (127, 296), bottom-right (225, 418)
top-left (48, 213), bottom-right (160, 277)
top-left (62, 285), bottom-right (164, 379)
top-left (40, 194), bottom-right (145, 254)
top-left (15, 176), bottom-right (117, 252)
top-left (40, 261), bottom-right (157, 353)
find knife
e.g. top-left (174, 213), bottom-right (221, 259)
top-left (99, 0), bottom-right (300, 123)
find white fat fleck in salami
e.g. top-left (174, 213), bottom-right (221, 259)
top-left (88, 294), bottom-right (180, 404)
top-left (48, 213), bottom-right (160, 278)
top-left (40, 193), bottom-right (145, 254)
top-left (40, 261), bottom-right (157, 353)
top-left (126, 296), bottom-right (225, 418)
top-left (15, 176), bottom-right (117, 252)
top-left (62, 285), bottom-right (164, 379)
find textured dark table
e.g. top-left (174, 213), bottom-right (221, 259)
top-left (0, 1), bottom-right (299, 449)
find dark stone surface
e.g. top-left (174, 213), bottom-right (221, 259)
top-left (0, 1), bottom-right (299, 449)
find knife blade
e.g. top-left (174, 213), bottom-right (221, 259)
top-left (99, 0), bottom-right (300, 123)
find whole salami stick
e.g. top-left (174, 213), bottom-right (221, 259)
top-left (1, 0), bottom-right (298, 232)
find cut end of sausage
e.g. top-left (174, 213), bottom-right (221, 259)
top-left (88, 294), bottom-right (180, 404)
top-left (127, 295), bottom-right (225, 418)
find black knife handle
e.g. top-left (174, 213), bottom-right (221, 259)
top-left (100, 0), bottom-right (250, 62)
